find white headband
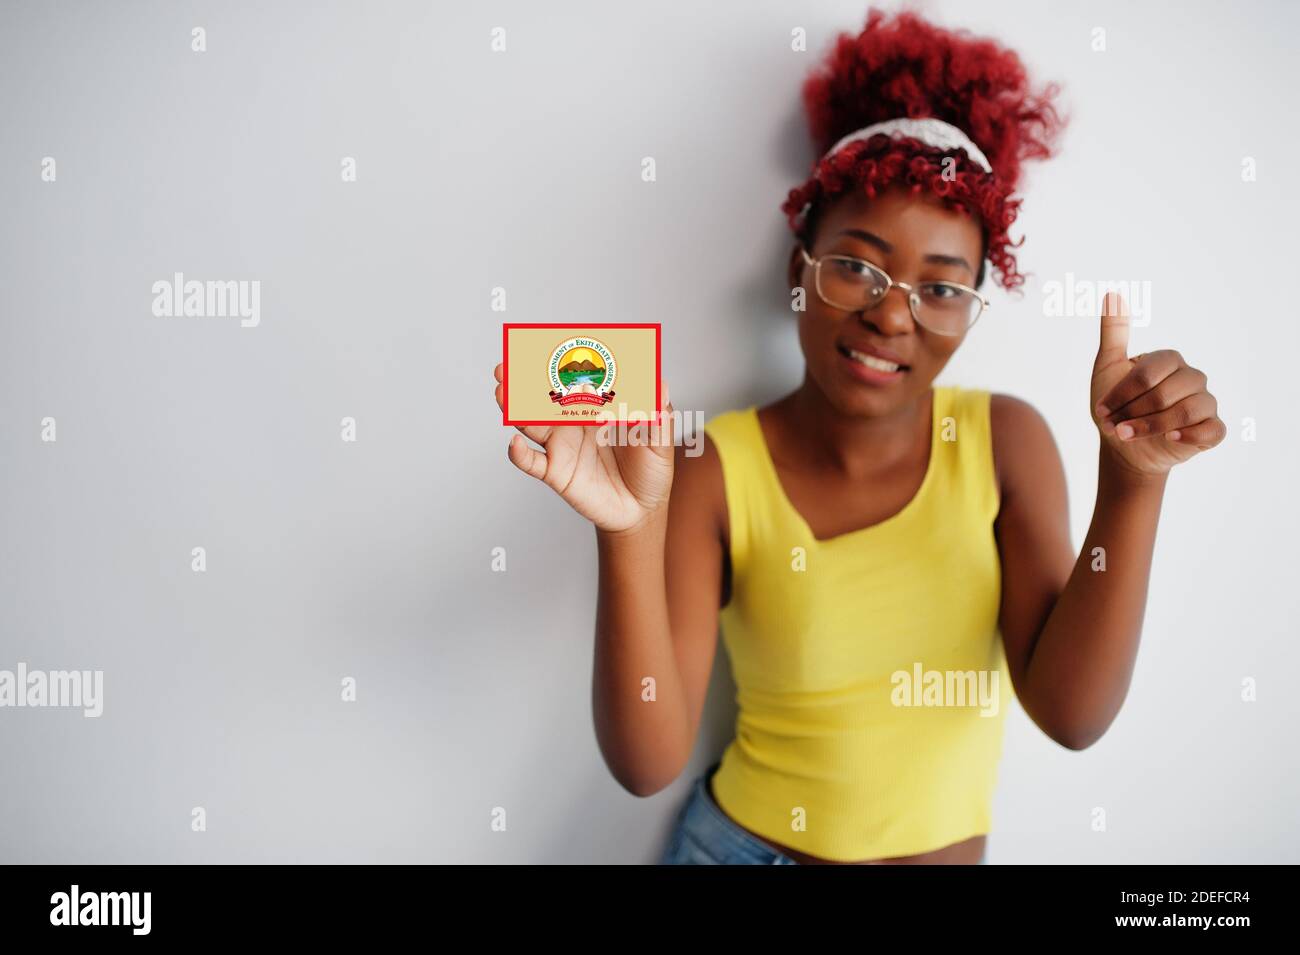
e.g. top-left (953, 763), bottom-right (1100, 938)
top-left (820, 117), bottom-right (993, 174)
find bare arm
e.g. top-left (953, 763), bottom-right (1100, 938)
top-left (993, 396), bottom-right (1168, 749)
top-left (593, 437), bottom-right (727, 795)
top-left (493, 366), bottom-right (727, 795)
top-left (992, 293), bottom-right (1225, 750)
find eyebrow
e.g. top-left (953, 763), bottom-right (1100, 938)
top-left (836, 228), bottom-right (974, 277)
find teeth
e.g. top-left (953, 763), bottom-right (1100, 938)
top-left (847, 348), bottom-right (901, 372)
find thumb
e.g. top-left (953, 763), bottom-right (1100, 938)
top-left (1095, 291), bottom-right (1131, 372)
top-left (648, 379), bottom-right (676, 453)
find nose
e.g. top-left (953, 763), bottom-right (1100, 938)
top-left (857, 285), bottom-right (915, 335)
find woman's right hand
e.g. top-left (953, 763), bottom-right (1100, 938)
top-left (493, 363), bottom-right (676, 534)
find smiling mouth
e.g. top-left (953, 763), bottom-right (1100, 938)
top-left (838, 344), bottom-right (909, 373)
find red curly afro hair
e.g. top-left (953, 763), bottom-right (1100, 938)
top-left (782, 9), bottom-right (1066, 291)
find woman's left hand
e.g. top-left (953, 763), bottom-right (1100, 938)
top-left (1090, 292), bottom-right (1226, 477)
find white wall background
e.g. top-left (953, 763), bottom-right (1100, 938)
top-left (1, 0), bottom-right (1296, 863)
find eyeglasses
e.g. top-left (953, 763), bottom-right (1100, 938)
top-left (799, 246), bottom-right (989, 336)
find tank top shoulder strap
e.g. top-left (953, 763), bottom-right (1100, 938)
top-left (702, 406), bottom-right (782, 575)
top-left (931, 385), bottom-right (1000, 522)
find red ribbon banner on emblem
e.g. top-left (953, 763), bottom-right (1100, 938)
top-left (549, 390), bottom-right (616, 406)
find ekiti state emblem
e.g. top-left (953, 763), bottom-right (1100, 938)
top-left (548, 336), bottom-right (617, 406)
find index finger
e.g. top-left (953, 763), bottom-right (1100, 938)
top-left (1097, 350), bottom-right (1182, 418)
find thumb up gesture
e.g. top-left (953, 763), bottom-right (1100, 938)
top-left (1091, 292), bottom-right (1225, 476)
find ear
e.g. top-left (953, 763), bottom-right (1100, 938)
top-left (787, 243), bottom-right (805, 291)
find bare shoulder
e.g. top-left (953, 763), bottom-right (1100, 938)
top-left (989, 393), bottom-right (1064, 500)
top-left (670, 427), bottom-right (728, 546)
top-left (666, 427), bottom-right (731, 607)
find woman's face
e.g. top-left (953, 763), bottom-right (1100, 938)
top-left (788, 184), bottom-right (985, 418)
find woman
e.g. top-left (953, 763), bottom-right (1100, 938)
top-left (492, 10), bottom-right (1223, 864)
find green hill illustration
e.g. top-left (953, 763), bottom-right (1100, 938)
top-left (558, 356), bottom-right (607, 388)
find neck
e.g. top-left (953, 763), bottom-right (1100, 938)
top-left (774, 374), bottom-right (933, 476)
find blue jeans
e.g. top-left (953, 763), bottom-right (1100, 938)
top-left (658, 763), bottom-right (799, 864)
top-left (658, 763), bottom-right (989, 865)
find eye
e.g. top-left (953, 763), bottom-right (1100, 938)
top-left (920, 282), bottom-right (962, 300)
top-left (831, 257), bottom-right (873, 277)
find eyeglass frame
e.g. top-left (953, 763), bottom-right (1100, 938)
top-left (798, 245), bottom-right (989, 336)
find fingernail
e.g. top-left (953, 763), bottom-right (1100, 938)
top-left (1116, 423), bottom-right (1134, 439)
top-left (1168, 430), bottom-right (1181, 441)
top-left (1095, 403), bottom-right (1110, 418)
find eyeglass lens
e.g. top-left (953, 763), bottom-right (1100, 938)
top-left (817, 256), bottom-right (980, 334)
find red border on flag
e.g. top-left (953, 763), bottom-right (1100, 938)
top-left (502, 323), bottom-right (662, 427)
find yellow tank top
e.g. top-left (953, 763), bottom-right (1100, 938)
top-left (705, 385), bottom-right (1012, 862)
